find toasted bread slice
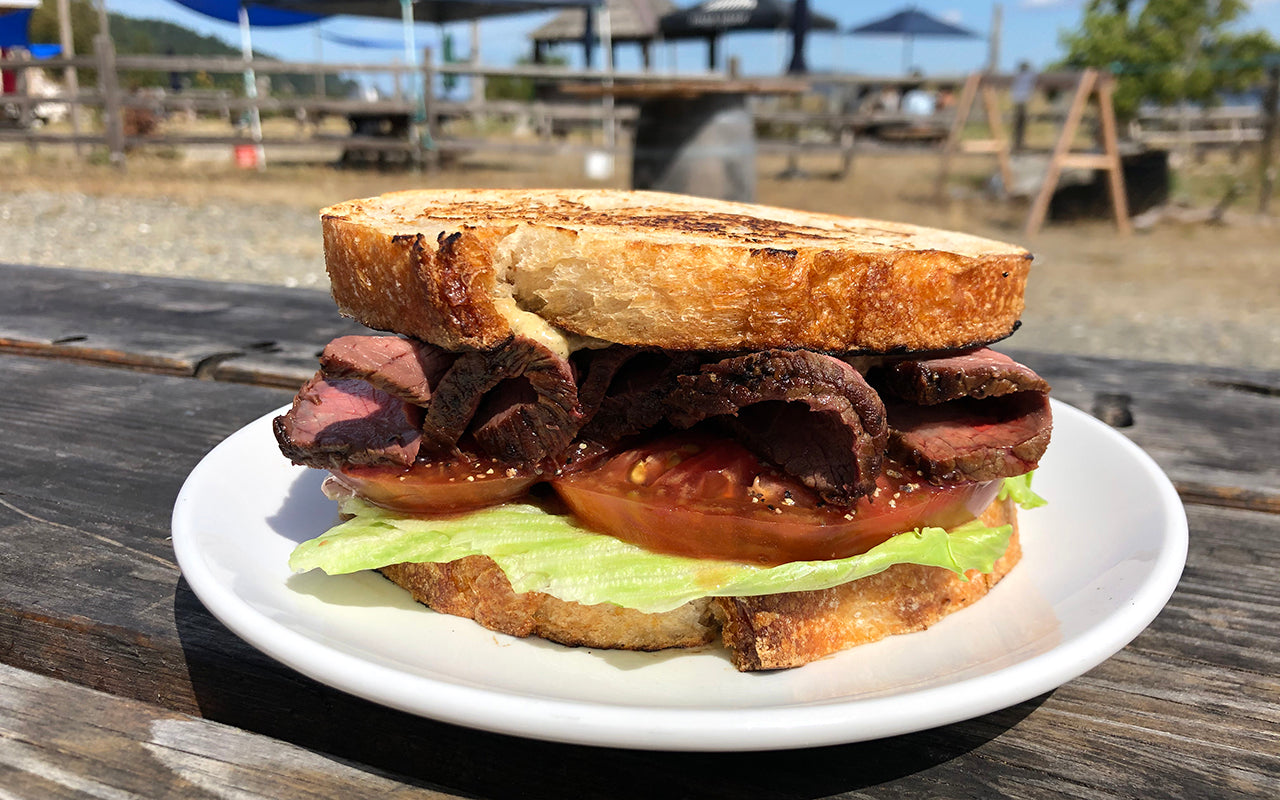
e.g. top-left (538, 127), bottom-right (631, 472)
top-left (378, 496), bottom-right (1020, 671)
top-left (322, 189), bottom-right (1031, 355)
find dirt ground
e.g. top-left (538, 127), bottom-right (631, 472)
top-left (4, 144), bottom-right (1278, 371)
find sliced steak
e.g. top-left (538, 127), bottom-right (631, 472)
top-left (274, 372), bottom-right (423, 470)
top-left (424, 337), bottom-right (582, 466)
top-left (667, 350), bottom-right (887, 503)
top-left (886, 391), bottom-right (1052, 484)
top-left (319, 335), bottom-right (455, 406)
top-left (574, 347), bottom-right (706, 442)
top-left (881, 348), bottom-right (1050, 405)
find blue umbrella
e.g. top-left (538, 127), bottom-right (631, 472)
top-left (849, 7), bottom-right (979, 73)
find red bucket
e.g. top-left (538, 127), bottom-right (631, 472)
top-left (234, 144), bottom-right (259, 169)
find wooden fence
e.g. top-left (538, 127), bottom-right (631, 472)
top-left (0, 38), bottom-right (706, 167)
top-left (0, 39), bottom-right (985, 170)
top-left (3, 39), bottom-right (1276, 209)
top-left (1129, 105), bottom-right (1265, 151)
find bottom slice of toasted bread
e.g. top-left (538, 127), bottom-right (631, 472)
top-left (379, 497), bottom-right (1020, 671)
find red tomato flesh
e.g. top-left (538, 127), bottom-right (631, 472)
top-left (551, 434), bottom-right (1001, 566)
top-left (329, 457), bottom-right (539, 514)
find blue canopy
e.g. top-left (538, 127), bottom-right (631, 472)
top-left (320, 30), bottom-right (406, 49)
top-left (169, 0), bottom-right (324, 26)
top-left (255, 0), bottom-right (597, 24)
top-left (0, 9), bottom-right (33, 48)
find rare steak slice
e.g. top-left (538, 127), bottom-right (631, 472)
top-left (319, 335), bottom-right (455, 406)
top-left (885, 391), bottom-right (1052, 484)
top-left (881, 348), bottom-right (1050, 405)
top-left (573, 347), bottom-right (706, 443)
top-left (423, 336), bottom-right (582, 466)
top-left (274, 372), bottom-right (423, 469)
top-left (667, 350), bottom-right (887, 503)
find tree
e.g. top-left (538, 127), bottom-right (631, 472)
top-left (1058, 0), bottom-right (1278, 119)
top-left (486, 54), bottom-right (568, 102)
top-left (29, 0), bottom-right (101, 58)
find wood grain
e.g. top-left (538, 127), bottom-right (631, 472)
top-left (1004, 348), bottom-right (1280, 511)
top-left (0, 664), bottom-right (452, 799)
top-left (1, 354), bottom-right (1277, 798)
top-left (0, 263), bottom-right (369, 388)
top-left (1, 267), bottom-right (1277, 797)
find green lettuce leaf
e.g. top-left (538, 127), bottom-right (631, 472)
top-left (289, 475), bottom-right (1033, 613)
top-left (998, 471), bottom-right (1047, 509)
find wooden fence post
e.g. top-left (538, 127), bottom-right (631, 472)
top-left (1258, 62), bottom-right (1279, 215)
top-left (421, 47), bottom-right (438, 171)
top-left (95, 34), bottom-right (125, 168)
top-left (13, 50), bottom-right (35, 151)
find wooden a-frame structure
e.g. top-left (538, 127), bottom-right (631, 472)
top-left (938, 68), bottom-right (1132, 237)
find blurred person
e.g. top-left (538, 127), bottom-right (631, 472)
top-left (900, 70), bottom-right (936, 117)
top-left (1011, 61), bottom-right (1036, 152)
top-left (901, 82), bottom-right (936, 116)
top-left (873, 83), bottom-right (900, 113)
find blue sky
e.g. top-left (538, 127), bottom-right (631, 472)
top-left (106, 0), bottom-right (1280, 81)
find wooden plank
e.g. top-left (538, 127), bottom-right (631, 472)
top-left (979, 83), bottom-right (1015, 193)
top-left (1025, 69), bottom-right (1097, 237)
top-left (1058, 153), bottom-right (1116, 169)
top-left (935, 72), bottom-right (980, 198)
top-left (0, 263), bottom-right (367, 388)
top-left (960, 139), bottom-right (1007, 154)
top-left (0, 664), bottom-right (453, 799)
top-left (0, 354), bottom-right (1277, 797)
top-left (1095, 75), bottom-right (1133, 235)
top-left (934, 73), bottom-right (1011, 198)
top-left (1005, 349), bottom-right (1280, 510)
top-left (0, 264), bottom-right (1274, 507)
top-left (1259, 63), bottom-right (1279, 215)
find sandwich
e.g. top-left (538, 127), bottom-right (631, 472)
top-left (275, 189), bottom-right (1051, 671)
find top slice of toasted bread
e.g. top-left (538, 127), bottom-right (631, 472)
top-left (321, 189), bottom-right (1032, 354)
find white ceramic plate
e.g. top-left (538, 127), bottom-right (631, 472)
top-left (172, 399), bottom-right (1187, 752)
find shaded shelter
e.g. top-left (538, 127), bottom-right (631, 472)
top-left (170, 0), bottom-right (323, 25)
top-left (251, 0), bottom-right (602, 95)
top-left (530, 0), bottom-right (674, 69)
top-left (196, 0), bottom-right (601, 158)
top-left (171, 2), bottom-right (328, 166)
top-left (0, 2), bottom-right (35, 102)
top-left (849, 7), bottom-right (980, 73)
top-left (256, 0), bottom-right (598, 23)
top-left (658, 0), bottom-right (837, 72)
top-left (0, 1), bottom-right (37, 50)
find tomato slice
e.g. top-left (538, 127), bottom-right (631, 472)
top-left (328, 456), bottom-right (539, 514)
top-left (551, 434), bottom-right (1001, 566)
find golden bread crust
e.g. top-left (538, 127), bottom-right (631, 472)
top-left (379, 557), bottom-right (717, 651)
top-left (321, 189), bottom-right (1031, 353)
top-left (714, 497), bottom-right (1021, 670)
top-left (378, 497), bottom-right (1020, 670)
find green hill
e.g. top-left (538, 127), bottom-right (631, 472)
top-left (29, 0), bottom-right (354, 96)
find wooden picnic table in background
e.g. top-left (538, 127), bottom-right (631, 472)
top-left (0, 263), bottom-right (1276, 798)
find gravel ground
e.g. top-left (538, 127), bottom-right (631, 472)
top-left (3, 186), bottom-right (1278, 371)
top-left (3, 190), bottom-right (330, 289)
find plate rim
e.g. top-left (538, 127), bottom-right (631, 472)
top-left (172, 398), bottom-right (1188, 751)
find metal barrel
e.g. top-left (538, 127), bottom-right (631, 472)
top-left (630, 93), bottom-right (756, 203)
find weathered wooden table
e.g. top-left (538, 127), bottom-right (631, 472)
top-left (1, 263), bottom-right (1276, 798)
